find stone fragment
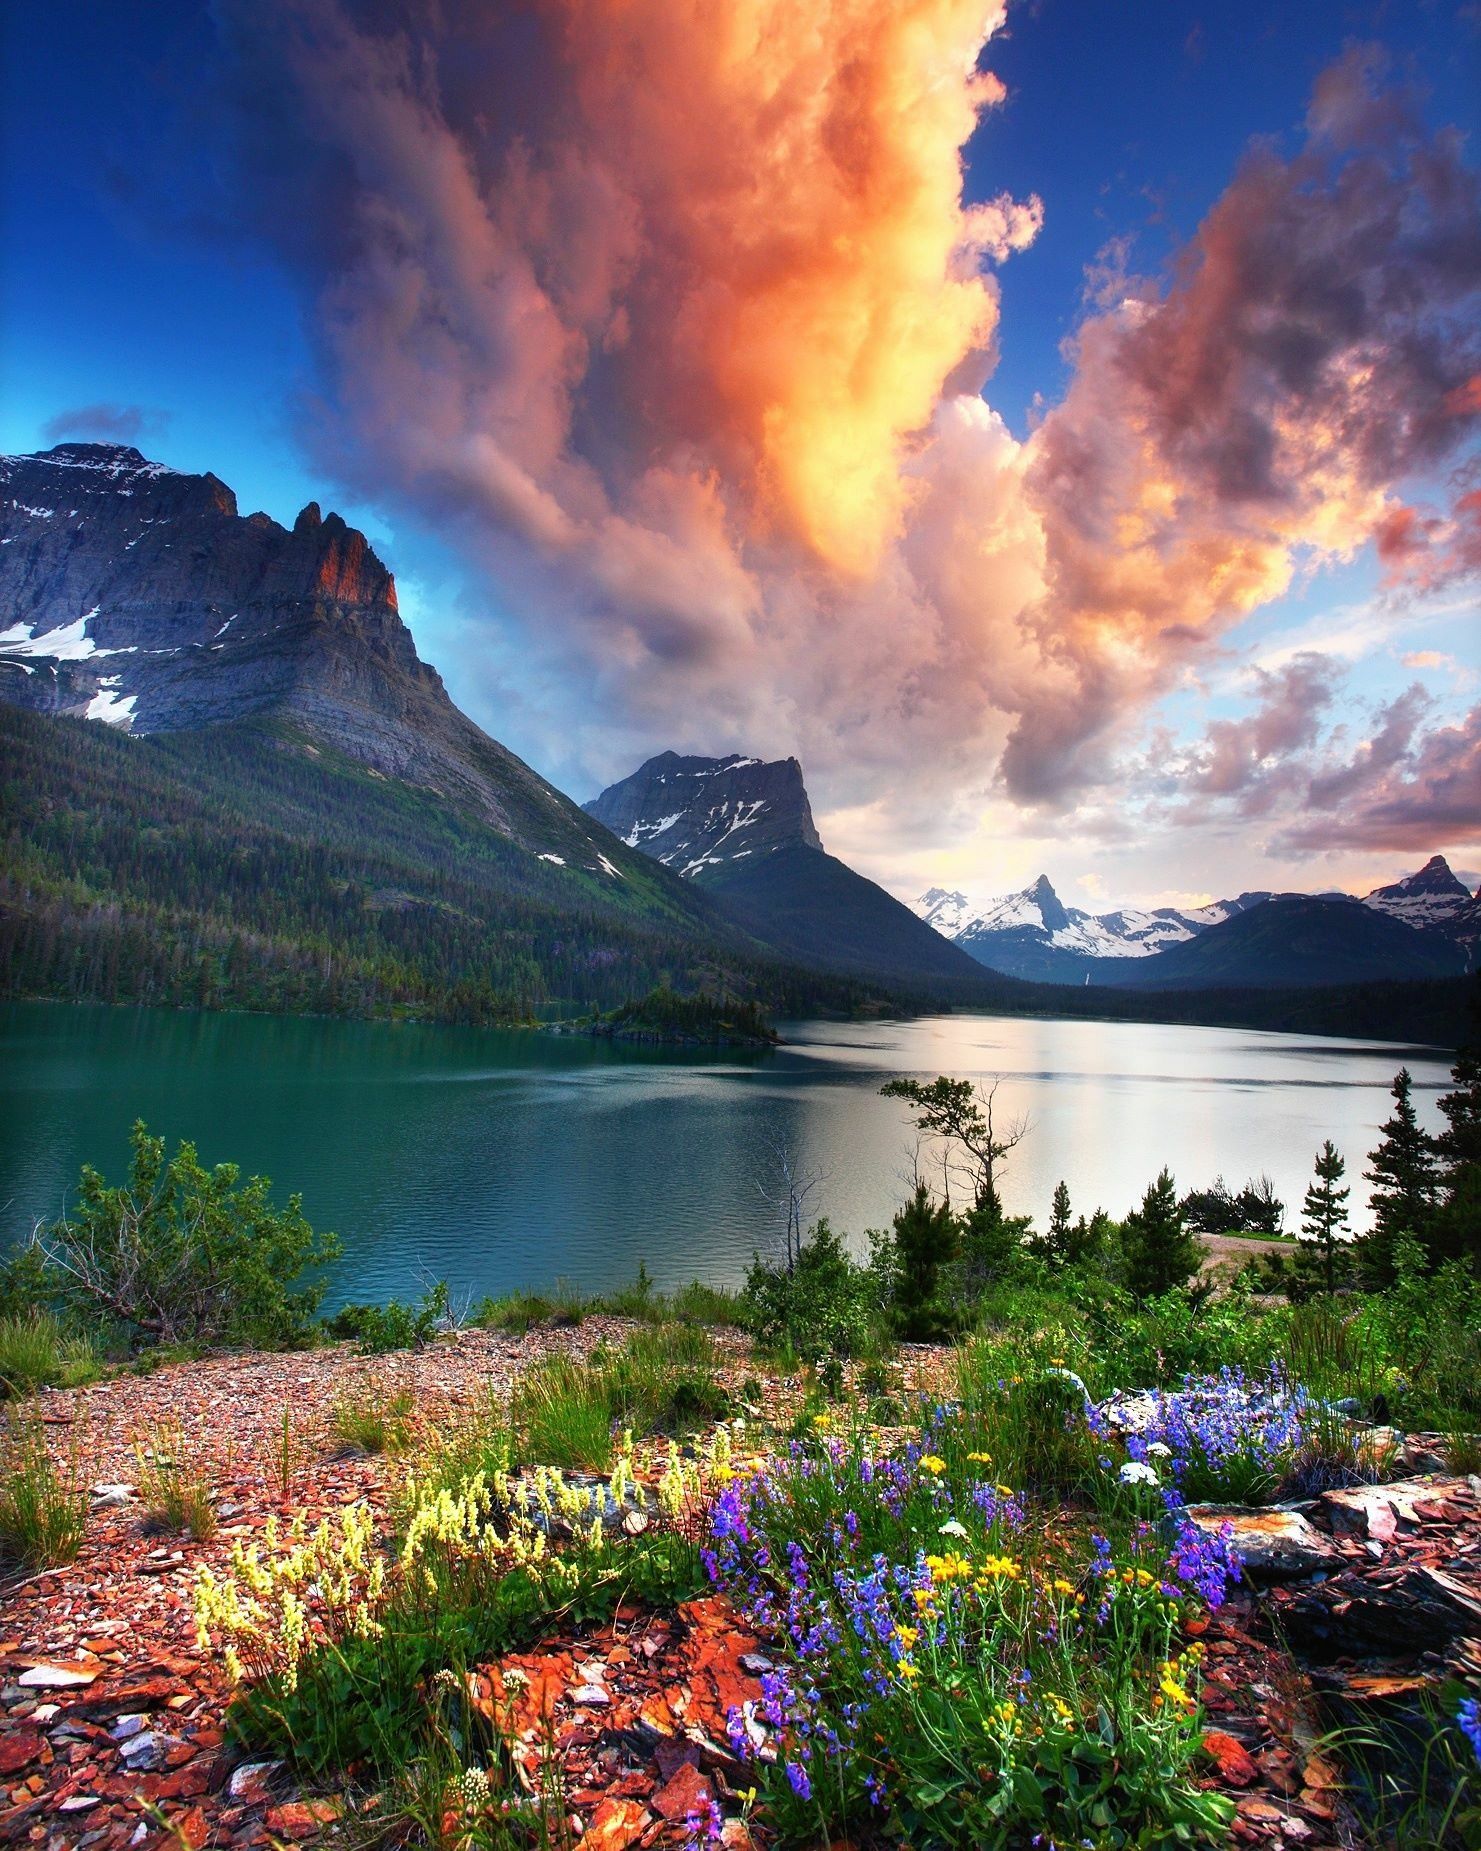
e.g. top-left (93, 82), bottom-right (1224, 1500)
top-left (569, 1684), bottom-right (609, 1707)
top-left (17, 1663), bottom-right (100, 1690)
top-left (581, 1798), bottom-right (650, 1850)
top-left (1202, 1729), bottom-right (1258, 1787)
top-left (1183, 1506), bottom-right (1340, 1580)
top-left (0, 1730), bottom-right (44, 1776)
top-left (228, 1758), bottom-right (283, 1803)
top-left (651, 1761), bottom-right (710, 1822)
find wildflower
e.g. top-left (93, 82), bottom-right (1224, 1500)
top-left (1119, 1461), bottom-right (1160, 1487)
top-left (1458, 1695), bottom-right (1481, 1766)
top-left (784, 1761), bottom-right (812, 1801)
top-left (918, 1454), bottom-right (947, 1476)
top-left (897, 1660), bottom-right (921, 1681)
top-left (966, 1450), bottom-right (993, 1464)
top-left (938, 1518), bottom-right (969, 1538)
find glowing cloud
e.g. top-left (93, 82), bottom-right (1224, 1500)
top-left (213, 7), bottom-right (1480, 835)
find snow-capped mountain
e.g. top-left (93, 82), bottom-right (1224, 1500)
top-left (911, 874), bottom-right (1268, 980)
top-left (914, 860), bottom-right (1478, 982)
top-left (585, 753), bottom-right (984, 984)
top-left (583, 752), bottom-right (823, 878)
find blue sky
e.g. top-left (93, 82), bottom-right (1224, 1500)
top-left (3, 2), bottom-right (1478, 906)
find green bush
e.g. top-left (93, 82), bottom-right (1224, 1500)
top-left (741, 1219), bottom-right (882, 1363)
top-left (328, 1379), bottom-right (418, 1456)
top-left (27, 1121), bottom-right (340, 1350)
top-left (325, 1281), bottom-right (449, 1355)
top-left (510, 1329), bottom-right (730, 1471)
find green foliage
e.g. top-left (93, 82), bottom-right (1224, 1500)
top-left (954, 1352), bottom-right (1099, 1495)
top-left (134, 1424), bottom-right (217, 1540)
top-left (33, 1121), bottom-right (340, 1349)
top-left (1432, 986), bottom-right (1481, 1271)
top-left (1295, 1140), bottom-right (1352, 1297)
top-left (326, 1281), bottom-right (449, 1354)
top-left (510, 1329), bottom-right (729, 1471)
top-left (740, 1219), bottom-right (882, 1363)
top-left (328, 1379), bottom-right (418, 1457)
top-left (0, 1312), bottom-right (101, 1398)
top-left (1180, 1174), bottom-right (1284, 1237)
top-left (0, 1415), bottom-right (87, 1570)
top-left (604, 986), bottom-right (777, 1044)
top-left (1122, 1169), bottom-right (1201, 1303)
top-left (885, 1183), bottom-right (961, 1340)
top-left (1359, 1068), bottom-right (1442, 1286)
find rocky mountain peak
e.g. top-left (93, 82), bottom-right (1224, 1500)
top-left (584, 751), bottom-right (824, 879)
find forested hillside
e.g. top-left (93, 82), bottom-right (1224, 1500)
top-left (0, 707), bottom-right (885, 1023)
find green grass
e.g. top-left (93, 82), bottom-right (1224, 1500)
top-left (510, 1327), bottom-right (730, 1471)
top-left (0, 1415), bottom-right (88, 1570)
top-left (328, 1378), bottom-right (417, 1456)
top-left (0, 1313), bottom-right (101, 1398)
top-left (134, 1425), bottom-right (218, 1541)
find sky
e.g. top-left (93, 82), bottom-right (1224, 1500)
top-left (3, 0), bottom-right (1479, 912)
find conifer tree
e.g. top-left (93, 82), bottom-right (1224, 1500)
top-left (1045, 1180), bottom-right (1073, 1266)
top-left (889, 1182), bottom-right (960, 1341)
top-left (1299, 1140), bottom-right (1350, 1294)
top-left (1122, 1168), bottom-right (1200, 1302)
top-left (1359, 1068), bottom-right (1440, 1286)
top-left (1432, 986), bottom-right (1481, 1268)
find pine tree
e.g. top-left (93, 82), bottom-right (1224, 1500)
top-left (1432, 985), bottom-right (1481, 1268)
top-left (1122, 1168), bottom-right (1200, 1302)
top-left (1043, 1180), bottom-right (1073, 1268)
top-left (1299, 1140), bottom-right (1350, 1294)
top-left (889, 1182), bottom-right (960, 1341)
top-left (1358, 1068), bottom-right (1440, 1286)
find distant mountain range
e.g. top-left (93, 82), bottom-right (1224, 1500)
top-left (584, 752), bottom-right (983, 985)
top-left (912, 858), bottom-right (1478, 987)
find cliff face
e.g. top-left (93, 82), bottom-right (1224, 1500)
top-left (0, 444), bottom-right (595, 851)
top-left (583, 752), bottom-right (824, 878)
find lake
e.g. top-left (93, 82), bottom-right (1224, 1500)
top-left (0, 1001), bottom-right (1452, 1310)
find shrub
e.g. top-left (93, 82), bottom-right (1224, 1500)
top-left (954, 1350), bottom-right (1098, 1496)
top-left (0, 1312), bottom-right (100, 1398)
top-left (328, 1378), bottom-right (417, 1456)
top-left (134, 1424), bottom-right (217, 1540)
top-left (0, 1415), bottom-right (87, 1569)
top-left (326, 1281), bottom-right (449, 1355)
top-left (1122, 1169), bottom-right (1201, 1303)
top-left (741, 1219), bottom-right (881, 1363)
top-left (883, 1183), bottom-right (961, 1340)
top-left (28, 1121), bottom-right (340, 1350)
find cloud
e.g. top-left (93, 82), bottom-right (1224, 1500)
top-left (1280, 698), bottom-right (1481, 852)
top-left (41, 402), bottom-right (166, 443)
top-left (207, 11), bottom-right (1480, 837)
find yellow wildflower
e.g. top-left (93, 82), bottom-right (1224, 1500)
top-left (918, 1454), bottom-right (947, 1476)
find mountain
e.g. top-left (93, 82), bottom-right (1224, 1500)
top-left (914, 874), bottom-right (1270, 982)
top-left (1363, 855), bottom-right (1481, 967)
top-left (917, 858), bottom-right (1477, 986)
top-left (0, 444), bottom-right (889, 1022)
top-left (1087, 894), bottom-right (1468, 990)
top-left (585, 753), bottom-right (987, 985)
top-left (581, 751), bottom-right (822, 874)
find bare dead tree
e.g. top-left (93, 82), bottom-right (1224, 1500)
top-left (880, 1075), bottom-right (1031, 1214)
top-left (755, 1132), bottom-right (825, 1272)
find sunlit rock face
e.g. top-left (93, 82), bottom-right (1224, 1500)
top-left (0, 443), bottom-right (636, 862)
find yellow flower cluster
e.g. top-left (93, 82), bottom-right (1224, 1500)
top-left (918, 1454), bottom-right (947, 1476)
top-left (193, 1503), bottom-right (385, 1693)
top-left (1151, 1643), bottom-right (1205, 1712)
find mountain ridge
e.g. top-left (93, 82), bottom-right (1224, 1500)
top-left (913, 862), bottom-right (1477, 985)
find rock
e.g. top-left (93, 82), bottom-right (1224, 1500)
top-left (228, 1758), bottom-right (283, 1803)
top-left (109, 1713), bottom-right (148, 1740)
top-left (1202, 1729), bottom-right (1259, 1787)
top-left (581, 1797), bottom-right (651, 1850)
top-left (118, 1730), bottom-right (176, 1771)
top-left (264, 1799), bottom-right (342, 1839)
top-left (570, 1684), bottom-right (610, 1707)
top-left (1183, 1506), bottom-right (1341, 1580)
top-left (0, 1729), bottom-right (45, 1776)
top-left (89, 1483), bottom-right (137, 1505)
top-left (651, 1761), bottom-right (711, 1822)
top-left (17, 1662), bottom-right (100, 1689)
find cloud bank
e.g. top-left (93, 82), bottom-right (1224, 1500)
top-left (212, 6), bottom-right (1480, 847)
